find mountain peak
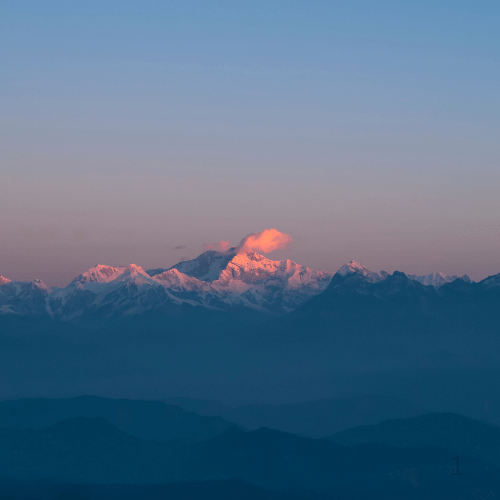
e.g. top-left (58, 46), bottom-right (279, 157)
top-left (159, 249), bottom-right (238, 283)
top-left (73, 263), bottom-right (149, 285)
top-left (76, 264), bottom-right (122, 283)
top-left (479, 272), bottom-right (500, 288)
top-left (336, 261), bottom-right (384, 283)
top-left (229, 250), bottom-right (277, 267)
top-left (146, 249), bottom-right (334, 312)
top-left (153, 268), bottom-right (210, 291)
top-left (337, 261), bottom-right (366, 274)
top-left (408, 272), bottom-right (472, 288)
top-left (122, 263), bottom-right (148, 276)
top-left (0, 275), bottom-right (11, 285)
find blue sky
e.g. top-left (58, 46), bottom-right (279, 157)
top-left (1, 1), bottom-right (499, 285)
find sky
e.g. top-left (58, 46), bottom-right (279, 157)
top-left (0, 1), bottom-right (499, 286)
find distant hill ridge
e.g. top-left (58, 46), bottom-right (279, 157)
top-left (0, 395), bottom-right (235, 443)
top-left (0, 414), bottom-right (495, 493)
top-left (165, 395), bottom-right (423, 437)
top-left (328, 412), bottom-right (500, 467)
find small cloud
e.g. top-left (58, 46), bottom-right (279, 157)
top-left (203, 240), bottom-right (231, 252)
top-left (237, 228), bottom-right (292, 254)
top-left (174, 245), bottom-right (187, 250)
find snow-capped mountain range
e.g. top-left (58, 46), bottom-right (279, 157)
top-left (0, 251), bottom-right (474, 320)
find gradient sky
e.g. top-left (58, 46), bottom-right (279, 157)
top-left (1, 1), bottom-right (499, 286)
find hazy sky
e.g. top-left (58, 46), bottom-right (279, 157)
top-left (1, 1), bottom-right (499, 286)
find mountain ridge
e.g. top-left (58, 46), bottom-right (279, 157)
top-left (0, 251), bottom-right (482, 320)
top-left (0, 395), bottom-right (236, 443)
top-left (328, 412), bottom-right (500, 467)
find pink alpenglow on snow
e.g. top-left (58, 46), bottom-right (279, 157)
top-left (237, 228), bottom-right (292, 254)
top-left (203, 241), bottom-right (231, 252)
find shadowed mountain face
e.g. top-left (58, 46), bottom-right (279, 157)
top-left (328, 412), bottom-right (500, 467)
top-left (148, 250), bottom-right (239, 282)
top-left (220, 270), bottom-right (500, 412)
top-left (0, 416), bottom-right (496, 496)
top-left (0, 396), bottom-right (235, 443)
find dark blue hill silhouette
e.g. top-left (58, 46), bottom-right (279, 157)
top-left (0, 477), bottom-right (371, 500)
top-left (328, 412), bottom-right (500, 467)
top-left (0, 416), bottom-right (496, 496)
top-left (0, 396), bottom-right (234, 443)
top-left (0, 417), bottom-right (186, 484)
top-left (191, 426), bottom-right (492, 490)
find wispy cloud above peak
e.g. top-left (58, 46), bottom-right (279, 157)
top-left (237, 228), bottom-right (292, 254)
